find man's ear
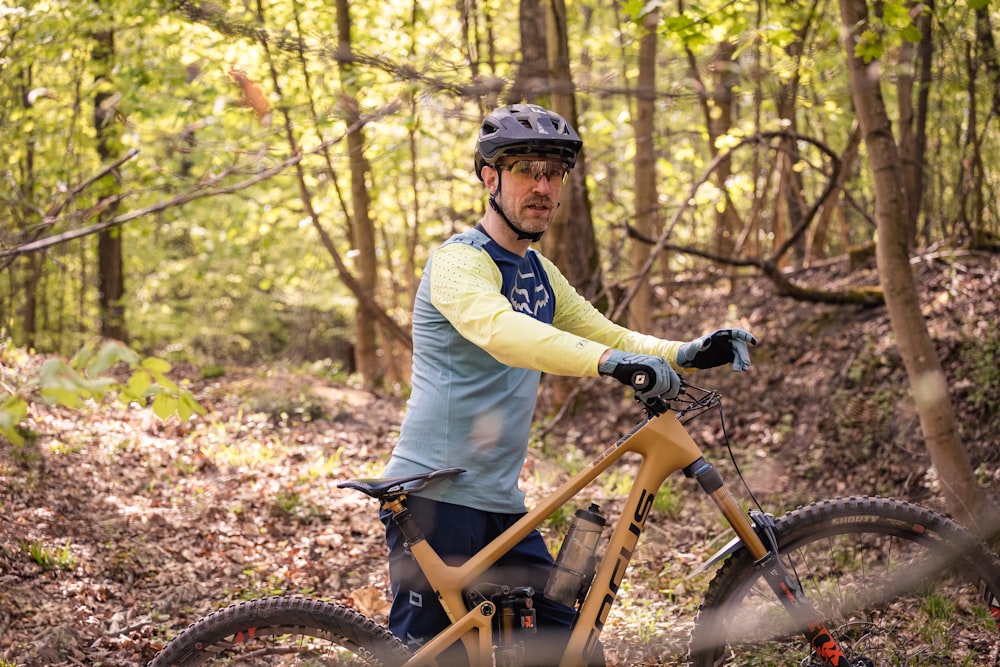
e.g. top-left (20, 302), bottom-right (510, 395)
top-left (481, 165), bottom-right (499, 193)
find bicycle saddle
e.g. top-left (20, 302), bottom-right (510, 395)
top-left (337, 467), bottom-right (466, 499)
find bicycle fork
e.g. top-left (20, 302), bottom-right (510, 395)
top-left (685, 458), bottom-right (856, 667)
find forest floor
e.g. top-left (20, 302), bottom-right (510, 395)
top-left (1, 250), bottom-right (998, 666)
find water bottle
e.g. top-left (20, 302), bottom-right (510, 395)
top-left (544, 503), bottom-right (606, 607)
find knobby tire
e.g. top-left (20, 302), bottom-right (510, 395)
top-left (688, 496), bottom-right (1000, 666)
top-left (150, 595), bottom-right (411, 666)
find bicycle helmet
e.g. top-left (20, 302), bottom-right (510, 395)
top-left (474, 104), bottom-right (583, 182)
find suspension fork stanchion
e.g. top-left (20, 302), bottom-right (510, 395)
top-left (684, 458), bottom-right (853, 667)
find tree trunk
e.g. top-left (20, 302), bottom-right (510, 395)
top-left (628, 9), bottom-right (659, 331)
top-left (336, 0), bottom-right (380, 384)
top-left (774, 40), bottom-right (810, 266)
top-left (509, 0), bottom-right (547, 103)
top-left (896, 0), bottom-right (933, 247)
top-left (541, 0), bottom-right (602, 300)
top-left (686, 39), bottom-right (741, 264)
top-left (14, 65), bottom-right (39, 349)
top-left (971, 4), bottom-right (1000, 250)
top-left (808, 123), bottom-right (861, 261)
top-left (710, 40), bottom-right (740, 259)
top-left (92, 24), bottom-right (127, 343)
top-left (838, 0), bottom-right (999, 536)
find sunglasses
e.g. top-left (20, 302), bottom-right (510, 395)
top-left (498, 159), bottom-right (571, 184)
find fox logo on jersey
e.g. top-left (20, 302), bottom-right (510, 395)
top-left (508, 269), bottom-right (552, 319)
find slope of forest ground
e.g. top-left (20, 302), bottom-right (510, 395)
top-left (1, 251), bottom-right (998, 666)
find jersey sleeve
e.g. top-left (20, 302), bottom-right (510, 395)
top-left (541, 255), bottom-right (685, 368)
top-left (429, 243), bottom-right (608, 377)
top-left (429, 244), bottom-right (687, 376)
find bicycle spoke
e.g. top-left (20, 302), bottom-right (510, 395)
top-left (690, 498), bottom-right (1000, 667)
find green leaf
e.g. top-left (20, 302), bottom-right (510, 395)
top-left (38, 358), bottom-right (113, 407)
top-left (882, 0), bottom-right (912, 28)
top-left (41, 387), bottom-right (86, 409)
top-left (0, 396), bottom-right (28, 446)
top-left (149, 371), bottom-right (180, 393)
top-left (761, 26), bottom-right (797, 49)
top-left (180, 391), bottom-right (207, 418)
top-left (141, 357), bottom-right (172, 374)
top-left (854, 28), bottom-right (884, 63)
top-left (87, 340), bottom-right (137, 376)
top-left (900, 25), bottom-right (922, 44)
top-left (152, 392), bottom-right (178, 420)
top-left (121, 370), bottom-right (154, 405)
top-left (69, 341), bottom-right (98, 372)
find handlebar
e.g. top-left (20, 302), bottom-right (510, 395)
top-left (634, 380), bottom-right (721, 421)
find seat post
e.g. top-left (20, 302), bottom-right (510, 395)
top-left (382, 494), bottom-right (427, 547)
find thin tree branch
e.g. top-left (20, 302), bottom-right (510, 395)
top-left (0, 108), bottom-right (394, 261)
top-left (253, 1), bottom-right (412, 352)
top-left (45, 148), bottom-right (141, 220)
top-left (612, 130), bottom-right (880, 317)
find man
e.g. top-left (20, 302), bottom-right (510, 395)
top-left (381, 103), bottom-right (756, 665)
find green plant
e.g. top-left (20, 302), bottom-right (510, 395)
top-left (600, 469), bottom-right (634, 497)
top-left (233, 566), bottom-right (287, 600)
top-left (20, 539), bottom-right (77, 572)
top-left (653, 479), bottom-right (683, 520)
top-left (273, 490), bottom-right (302, 515)
top-left (542, 504), bottom-right (573, 555)
top-left (272, 488), bottom-right (326, 524)
top-left (200, 437), bottom-right (277, 469)
top-left (0, 341), bottom-right (205, 446)
top-left (49, 440), bottom-right (84, 455)
top-left (201, 365), bottom-right (226, 379)
top-left (963, 334), bottom-right (1000, 419)
top-left (922, 591), bottom-right (955, 621)
top-left (10, 429), bottom-right (42, 467)
top-left (302, 448), bottom-right (344, 481)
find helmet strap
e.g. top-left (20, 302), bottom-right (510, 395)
top-left (489, 174), bottom-right (545, 243)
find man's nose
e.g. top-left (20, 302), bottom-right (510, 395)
top-left (531, 176), bottom-right (553, 194)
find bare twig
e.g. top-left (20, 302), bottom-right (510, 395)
top-left (612, 131), bottom-right (850, 318)
top-left (44, 148), bottom-right (141, 220)
top-left (0, 107), bottom-right (395, 260)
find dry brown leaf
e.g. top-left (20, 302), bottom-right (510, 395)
top-left (346, 585), bottom-right (391, 618)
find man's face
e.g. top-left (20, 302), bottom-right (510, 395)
top-left (491, 159), bottom-right (569, 234)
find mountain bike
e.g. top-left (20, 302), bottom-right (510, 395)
top-left (150, 383), bottom-right (1000, 666)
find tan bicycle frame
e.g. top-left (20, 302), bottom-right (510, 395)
top-left (393, 410), bottom-right (769, 667)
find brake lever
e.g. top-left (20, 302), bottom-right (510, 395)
top-left (637, 394), bottom-right (670, 418)
top-left (634, 378), bottom-right (697, 418)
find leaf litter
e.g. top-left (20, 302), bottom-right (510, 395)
top-left (1, 254), bottom-right (998, 666)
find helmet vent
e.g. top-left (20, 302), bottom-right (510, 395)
top-left (473, 104), bottom-right (583, 181)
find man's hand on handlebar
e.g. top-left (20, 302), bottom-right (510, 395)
top-left (599, 350), bottom-right (681, 402)
top-left (676, 328), bottom-right (757, 372)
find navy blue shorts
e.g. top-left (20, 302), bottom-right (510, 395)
top-left (382, 495), bottom-right (604, 666)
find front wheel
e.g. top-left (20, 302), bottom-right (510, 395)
top-left (689, 496), bottom-right (1000, 666)
top-left (150, 595), bottom-right (412, 666)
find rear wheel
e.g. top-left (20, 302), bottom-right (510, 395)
top-left (151, 595), bottom-right (411, 666)
top-left (689, 496), bottom-right (1000, 666)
